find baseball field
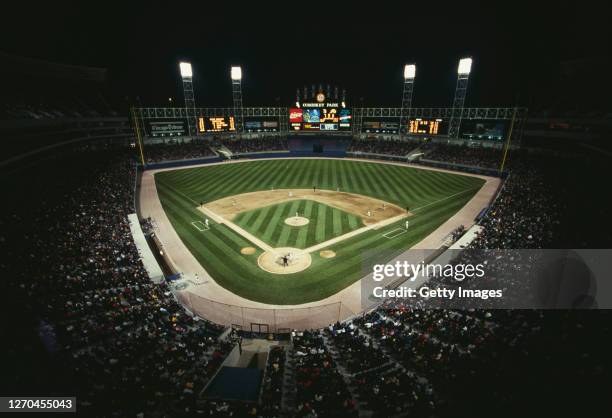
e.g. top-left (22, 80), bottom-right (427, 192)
top-left (155, 159), bottom-right (485, 304)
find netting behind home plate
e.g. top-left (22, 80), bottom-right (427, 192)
top-left (176, 291), bottom-right (357, 332)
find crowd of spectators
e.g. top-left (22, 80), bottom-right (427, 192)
top-left (348, 139), bottom-right (419, 156)
top-left (472, 161), bottom-right (561, 249)
top-left (422, 143), bottom-right (504, 168)
top-left (143, 141), bottom-right (216, 163)
top-left (325, 322), bottom-right (388, 374)
top-left (292, 330), bottom-right (357, 417)
top-left (2, 149), bottom-right (231, 416)
top-left (141, 137), bottom-right (289, 163)
top-left (219, 137), bottom-right (288, 154)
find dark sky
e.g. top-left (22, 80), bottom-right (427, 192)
top-left (2, 2), bottom-right (611, 109)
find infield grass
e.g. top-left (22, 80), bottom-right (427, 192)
top-left (234, 199), bottom-right (363, 249)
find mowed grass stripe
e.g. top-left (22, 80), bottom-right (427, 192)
top-left (184, 162), bottom-right (249, 197)
top-left (291, 160), bottom-right (309, 189)
top-left (250, 206), bottom-right (271, 231)
top-left (276, 200), bottom-right (301, 247)
top-left (324, 205), bottom-right (335, 241)
top-left (257, 203), bottom-right (282, 237)
top-left (260, 202), bottom-right (288, 242)
top-left (330, 160), bottom-right (339, 190)
top-left (315, 203), bottom-right (327, 243)
top-left (364, 165), bottom-right (389, 203)
top-left (260, 160), bottom-right (289, 189)
top-left (244, 207), bottom-right (262, 228)
top-left (332, 205), bottom-right (343, 236)
top-left (367, 162), bottom-right (402, 203)
top-left (269, 202), bottom-right (294, 244)
top-left (346, 159), bottom-right (365, 192)
top-left (235, 161), bottom-right (271, 193)
top-left (295, 200), bottom-right (314, 248)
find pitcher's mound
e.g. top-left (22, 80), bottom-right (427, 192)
top-left (320, 250), bottom-right (336, 258)
top-left (258, 247), bottom-right (312, 274)
top-left (285, 216), bottom-right (309, 227)
top-left (240, 247), bottom-right (256, 255)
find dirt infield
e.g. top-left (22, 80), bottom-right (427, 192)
top-left (285, 216), bottom-right (309, 227)
top-left (257, 247), bottom-right (312, 274)
top-left (203, 189), bottom-right (408, 226)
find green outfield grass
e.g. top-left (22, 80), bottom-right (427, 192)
top-left (155, 159), bottom-right (485, 304)
top-left (233, 199), bottom-right (363, 249)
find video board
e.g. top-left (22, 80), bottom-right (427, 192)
top-left (197, 116), bottom-right (236, 133)
top-left (145, 119), bottom-right (188, 137)
top-left (461, 121), bottom-right (506, 140)
top-left (244, 120), bottom-right (279, 132)
top-left (290, 107), bottom-right (351, 131)
top-left (363, 120), bottom-right (399, 133)
top-left (290, 92), bottom-right (351, 131)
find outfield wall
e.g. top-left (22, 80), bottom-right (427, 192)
top-left (415, 158), bottom-right (503, 177)
top-left (143, 155), bottom-right (222, 170)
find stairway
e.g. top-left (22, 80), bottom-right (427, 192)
top-left (321, 334), bottom-right (373, 417)
top-left (280, 346), bottom-right (297, 417)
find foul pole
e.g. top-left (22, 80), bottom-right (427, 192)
top-left (131, 107), bottom-right (146, 166)
top-left (499, 107), bottom-right (517, 174)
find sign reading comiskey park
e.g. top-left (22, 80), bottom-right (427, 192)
top-left (290, 93), bottom-right (351, 131)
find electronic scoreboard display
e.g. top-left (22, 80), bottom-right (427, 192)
top-left (244, 120), bottom-right (279, 132)
top-left (290, 93), bottom-right (351, 131)
top-left (363, 121), bottom-right (399, 133)
top-left (461, 121), bottom-right (506, 140)
top-left (408, 118), bottom-right (443, 135)
top-left (197, 116), bottom-right (236, 133)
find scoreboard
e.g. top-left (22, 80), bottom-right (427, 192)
top-left (290, 107), bottom-right (351, 131)
top-left (290, 93), bottom-right (351, 131)
top-left (408, 118), bottom-right (443, 135)
top-left (197, 116), bottom-right (236, 133)
top-left (360, 118), bottom-right (448, 135)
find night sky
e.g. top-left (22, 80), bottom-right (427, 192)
top-left (2, 2), bottom-right (611, 110)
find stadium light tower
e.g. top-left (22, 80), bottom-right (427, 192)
top-left (448, 57), bottom-right (472, 139)
top-left (400, 64), bottom-right (416, 137)
top-left (231, 66), bottom-right (244, 133)
top-left (179, 61), bottom-right (197, 137)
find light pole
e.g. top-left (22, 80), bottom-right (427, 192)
top-left (448, 57), bottom-right (472, 139)
top-left (179, 61), bottom-right (196, 137)
top-left (231, 66), bottom-right (243, 133)
top-left (400, 64), bottom-right (416, 137)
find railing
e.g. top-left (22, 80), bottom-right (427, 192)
top-left (176, 291), bottom-right (357, 332)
